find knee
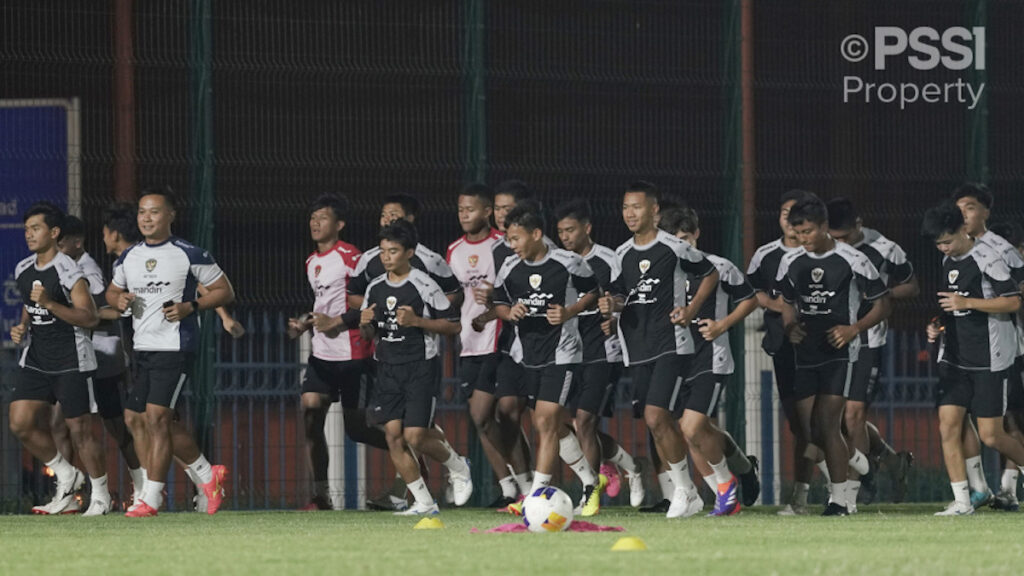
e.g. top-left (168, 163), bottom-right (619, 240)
top-left (8, 411), bottom-right (32, 438)
top-left (644, 411), bottom-right (670, 439)
top-left (497, 398), bottom-right (521, 423)
top-left (575, 412), bottom-right (597, 436)
top-left (938, 418), bottom-right (961, 442)
top-left (976, 423), bottom-right (1000, 447)
top-left (385, 430), bottom-right (406, 452)
top-left (145, 409), bottom-right (171, 430)
top-left (403, 428), bottom-right (427, 450)
top-left (680, 417), bottom-right (705, 444)
top-left (470, 407), bottom-right (493, 431)
top-left (533, 412), bottom-right (556, 436)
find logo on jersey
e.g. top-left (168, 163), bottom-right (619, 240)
top-left (811, 267), bottom-right (824, 283)
top-left (948, 270), bottom-right (959, 284)
top-left (386, 296), bottom-right (397, 311)
top-left (639, 259), bottom-right (651, 275)
top-left (529, 274), bottom-right (543, 290)
top-left (146, 259), bottom-right (157, 272)
top-left (468, 254), bottom-right (479, 268)
top-left (314, 265), bottom-right (322, 278)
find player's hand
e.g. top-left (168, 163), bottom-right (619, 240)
top-left (395, 305), bottom-right (420, 327)
top-left (114, 292), bottom-right (135, 313)
top-left (473, 281), bottom-right (494, 305)
top-left (10, 323), bottom-right (27, 345)
top-left (471, 313), bottom-right (488, 332)
top-left (938, 292), bottom-right (969, 312)
top-left (601, 317), bottom-right (617, 336)
top-left (359, 304), bottom-right (376, 327)
top-left (312, 312), bottom-right (341, 335)
top-left (926, 317), bottom-right (944, 343)
top-left (669, 306), bottom-right (692, 327)
top-left (546, 303), bottom-right (571, 325)
top-left (286, 316), bottom-right (307, 339)
top-left (223, 316), bottom-right (246, 339)
top-left (598, 291), bottom-right (616, 319)
top-left (698, 319), bottom-right (725, 341)
top-left (785, 322), bottom-right (807, 344)
top-left (29, 282), bottom-right (52, 308)
top-left (163, 301), bottom-right (195, 323)
top-left (827, 325), bottom-right (859, 349)
top-left (508, 302), bottom-right (528, 322)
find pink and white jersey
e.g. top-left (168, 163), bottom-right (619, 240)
top-left (305, 241), bottom-right (372, 361)
top-left (447, 229), bottom-right (503, 357)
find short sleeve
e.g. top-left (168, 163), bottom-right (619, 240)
top-left (112, 259), bottom-right (126, 289)
top-left (775, 257), bottom-right (797, 303)
top-left (985, 259), bottom-right (1021, 297)
top-left (185, 247), bottom-right (224, 286)
top-left (886, 243), bottom-right (914, 286)
top-left (746, 249), bottom-right (769, 292)
top-left (493, 265), bottom-right (513, 307)
top-left (677, 243), bottom-right (715, 277)
top-left (854, 256), bottom-right (888, 301)
top-left (570, 256), bottom-right (598, 295)
top-left (720, 262), bottom-right (755, 302)
top-left (56, 259), bottom-right (84, 292)
top-left (348, 256), bottom-right (371, 296)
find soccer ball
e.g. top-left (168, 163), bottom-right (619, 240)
top-left (522, 486), bottom-right (574, 533)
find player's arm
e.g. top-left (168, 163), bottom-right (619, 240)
top-left (32, 277), bottom-right (99, 328)
top-left (358, 303), bottom-right (377, 341)
top-left (780, 299), bottom-right (806, 344)
top-left (199, 282), bottom-right (245, 338)
top-left (396, 306), bottom-right (461, 336)
top-left (938, 292), bottom-right (1020, 314)
top-left (672, 268), bottom-right (719, 326)
top-left (286, 313), bottom-right (314, 339)
top-left (106, 281), bottom-right (133, 312)
top-left (547, 291), bottom-right (597, 326)
top-left (165, 274), bottom-right (235, 322)
top-left (699, 297), bottom-right (758, 341)
top-left (598, 271), bottom-right (626, 318)
top-left (10, 308), bottom-right (29, 344)
top-left (827, 295), bottom-right (890, 349)
top-left (755, 291), bottom-right (787, 313)
top-left (889, 275), bottom-right (920, 300)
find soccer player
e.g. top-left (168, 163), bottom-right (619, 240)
top-left (554, 199), bottom-right (645, 509)
top-left (493, 204), bottom-right (601, 510)
top-left (598, 181), bottom-right (720, 519)
top-left (359, 219), bottom-right (473, 515)
top-left (286, 194), bottom-right (390, 510)
top-left (827, 197), bottom-right (918, 510)
top-left (776, 193), bottom-right (890, 516)
top-left (920, 200), bottom-right (1024, 516)
top-left (107, 187), bottom-right (231, 517)
top-left (9, 202), bottom-right (108, 516)
top-left (659, 205), bottom-right (761, 514)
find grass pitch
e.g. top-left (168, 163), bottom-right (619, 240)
top-left (1, 504), bottom-right (1021, 575)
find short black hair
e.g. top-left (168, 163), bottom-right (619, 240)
top-left (308, 193), bottom-right (349, 221)
top-left (921, 201), bottom-right (965, 241)
top-left (459, 182), bottom-right (494, 207)
top-left (787, 193), bottom-right (827, 227)
top-left (990, 221), bottom-right (1024, 248)
top-left (62, 214), bottom-right (85, 238)
top-left (826, 196), bottom-right (858, 230)
top-left (505, 201), bottom-right (545, 233)
top-left (382, 193), bottom-right (421, 220)
top-left (139, 185), bottom-right (177, 211)
top-left (103, 202), bottom-right (142, 243)
top-left (658, 206), bottom-right (699, 235)
top-left (378, 218), bottom-right (418, 251)
top-left (952, 182), bottom-right (993, 210)
top-left (494, 179), bottom-right (532, 201)
top-left (781, 189), bottom-right (812, 206)
top-left (554, 199), bottom-right (591, 225)
top-left (625, 180), bottom-right (660, 204)
top-left (24, 201), bottom-right (65, 234)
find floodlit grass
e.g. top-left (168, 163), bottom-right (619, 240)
top-left (1, 504), bottom-right (1022, 575)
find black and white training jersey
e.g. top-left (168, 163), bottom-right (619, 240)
top-left (852, 227), bottom-right (914, 349)
top-left (746, 238), bottom-right (802, 355)
top-left (492, 235), bottom-right (558, 358)
top-left (976, 230), bottom-right (1024, 359)
top-left (15, 252), bottom-right (97, 374)
top-left (607, 230), bottom-right (715, 366)
top-left (687, 253), bottom-right (756, 375)
top-left (494, 247), bottom-right (597, 368)
top-left (78, 251), bottom-right (127, 378)
top-left (580, 244), bottom-right (622, 364)
top-left (349, 243), bottom-right (459, 299)
top-left (937, 241), bottom-right (1020, 373)
top-left (361, 269), bottom-right (459, 365)
top-left (112, 237), bottom-right (224, 353)
top-left (775, 241), bottom-right (888, 367)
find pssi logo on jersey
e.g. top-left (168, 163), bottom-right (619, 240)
top-left (145, 259), bottom-right (157, 272)
top-left (948, 270), bottom-right (959, 284)
top-left (811, 268), bottom-right (824, 283)
top-left (468, 254), bottom-right (479, 268)
top-left (529, 274), bottom-right (542, 290)
top-left (386, 296), bottom-right (397, 311)
top-left (314, 265), bottom-right (322, 278)
top-left (639, 259), bottom-right (651, 275)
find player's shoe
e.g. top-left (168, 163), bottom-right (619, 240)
top-left (82, 496), bottom-right (113, 517)
top-left (891, 451), bottom-right (914, 503)
top-left (666, 487), bottom-right (703, 519)
top-left (32, 469), bottom-right (85, 515)
top-left (368, 494), bottom-right (409, 512)
top-left (777, 503), bottom-right (809, 516)
top-left (200, 464), bottom-right (227, 515)
top-left (487, 495), bottom-right (517, 508)
top-left (194, 489), bottom-right (209, 513)
top-left (739, 455), bottom-right (761, 507)
top-left (600, 463), bottom-right (621, 498)
top-left (394, 500), bottom-right (439, 516)
top-left (579, 473), bottom-right (608, 517)
top-left (639, 499), bottom-right (670, 513)
top-left (708, 476), bottom-right (741, 517)
top-left (500, 495), bottom-right (525, 515)
top-left (847, 501), bottom-right (858, 514)
top-left (991, 489), bottom-right (1020, 512)
top-left (300, 495), bottom-right (332, 511)
top-left (821, 502), bottom-right (849, 516)
top-left (626, 470), bottom-right (645, 508)
top-left (448, 457), bottom-right (473, 507)
top-left (970, 488), bottom-right (993, 509)
top-left (125, 500), bottom-right (158, 517)
top-left (934, 501), bottom-right (974, 516)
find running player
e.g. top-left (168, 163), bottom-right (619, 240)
top-left (554, 198), bottom-right (645, 509)
top-left (286, 194), bottom-right (390, 510)
top-left (10, 202), bottom-right (109, 516)
top-left (827, 197), bottom-right (918, 510)
top-left (359, 219), bottom-right (473, 515)
top-left (598, 181), bottom-right (720, 519)
top-left (920, 200), bottom-right (1024, 515)
top-left (777, 193), bottom-right (890, 516)
top-left (107, 187), bottom-right (231, 517)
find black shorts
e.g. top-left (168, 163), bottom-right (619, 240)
top-left (937, 364), bottom-right (1009, 419)
top-left (676, 370), bottom-right (725, 418)
top-left (128, 351), bottom-right (194, 411)
top-left (794, 360), bottom-right (852, 400)
top-left (572, 362), bottom-right (622, 417)
top-left (772, 341), bottom-right (797, 401)
top-left (848, 347), bottom-right (882, 405)
top-left (372, 360), bottom-right (438, 428)
top-left (11, 368), bottom-right (97, 419)
top-left (93, 373), bottom-right (125, 420)
top-left (459, 353), bottom-right (500, 399)
top-left (629, 354), bottom-right (691, 415)
top-left (302, 356), bottom-right (371, 409)
top-left (496, 354), bottom-right (529, 399)
top-left (1006, 357), bottom-right (1024, 413)
top-left (524, 364), bottom-right (577, 409)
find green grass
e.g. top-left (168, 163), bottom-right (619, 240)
top-left (1, 505), bottom-right (1022, 575)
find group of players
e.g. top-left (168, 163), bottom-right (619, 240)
top-left (9, 179), bottom-right (1024, 518)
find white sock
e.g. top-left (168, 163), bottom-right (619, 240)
top-left (702, 475), bottom-right (717, 491)
top-left (848, 480), bottom-right (861, 505)
top-left (442, 449), bottom-right (469, 476)
top-left (952, 480), bottom-right (970, 507)
top-left (722, 432), bottom-right (753, 474)
top-left (91, 475), bottom-right (110, 501)
top-left (965, 456), bottom-right (988, 492)
top-left (514, 471), bottom-right (532, 495)
top-left (609, 445), bottom-right (638, 474)
top-left (129, 468), bottom-right (145, 496)
top-left (848, 449), bottom-right (870, 476)
top-left (559, 433), bottom-right (597, 486)
top-left (188, 455), bottom-right (214, 485)
top-left (657, 471), bottom-right (675, 500)
top-left (44, 453), bottom-right (75, 482)
top-left (667, 458), bottom-right (696, 493)
top-left (710, 457), bottom-right (732, 486)
top-left (142, 480), bottom-right (165, 510)
top-left (407, 478), bottom-right (433, 507)
top-left (1001, 469), bottom-right (1019, 494)
top-left (829, 481), bottom-right (847, 507)
top-left (314, 480), bottom-right (330, 498)
top-left (141, 468), bottom-right (148, 485)
top-left (498, 475), bottom-right (518, 499)
top-left (185, 467), bottom-right (202, 487)
top-left (529, 471), bottom-right (552, 495)
top-left (816, 460), bottom-right (832, 485)
top-left (793, 482), bottom-right (810, 507)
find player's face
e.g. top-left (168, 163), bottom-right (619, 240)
top-left (379, 238), bottom-right (414, 272)
top-left (792, 219), bottom-right (830, 253)
top-left (556, 217), bottom-right (590, 253)
top-left (622, 192), bottom-right (657, 234)
top-left (457, 194), bottom-right (492, 235)
top-left (933, 229), bottom-right (970, 257)
top-left (137, 195), bottom-right (174, 241)
top-left (675, 228), bottom-right (699, 249)
top-left (829, 222), bottom-right (861, 246)
top-left (24, 214), bottom-right (59, 254)
top-left (506, 223), bottom-right (542, 260)
top-left (58, 234), bottom-right (85, 259)
top-left (102, 225), bottom-right (119, 255)
top-left (955, 196), bottom-right (989, 237)
top-left (494, 193), bottom-right (516, 232)
top-left (380, 203), bottom-right (408, 228)
top-left (779, 199), bottom-right (798, 240)
top-left (309, 207), bottom-right (343, 244)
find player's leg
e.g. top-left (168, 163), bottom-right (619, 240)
top-left (935, 366), bottom-right (973, 515)
top-left (62, 397), bottom-right (110, 517)
top-left (140, 402), bottom-right (174, 513)
top-left (570, 362), bottom-right (609, 516)
top-left (961, 415), bottom-right (992, 506)
top-left (300, 391), bottom-right (332, 509)
top-left (865, 421), bottom-right (913, 502)
top-left (973, 371), bottom-right (1024, 464)
top-left (775, 347), bottom-right (813, 514)
top-left (50, 404), bottom-right (74, 462)
top-left (384, 419), bottom-right (437, 515)
top-left (338, 359), bottom-right (388, 450)
top-left (466, 366), bottom-right (516, 504)
top-left (995, 363), bottom-right (1024, 510)
top-left (679, 371), bottom-right (737, 516)
top-left (496, 357), bottom-right (533, 495)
